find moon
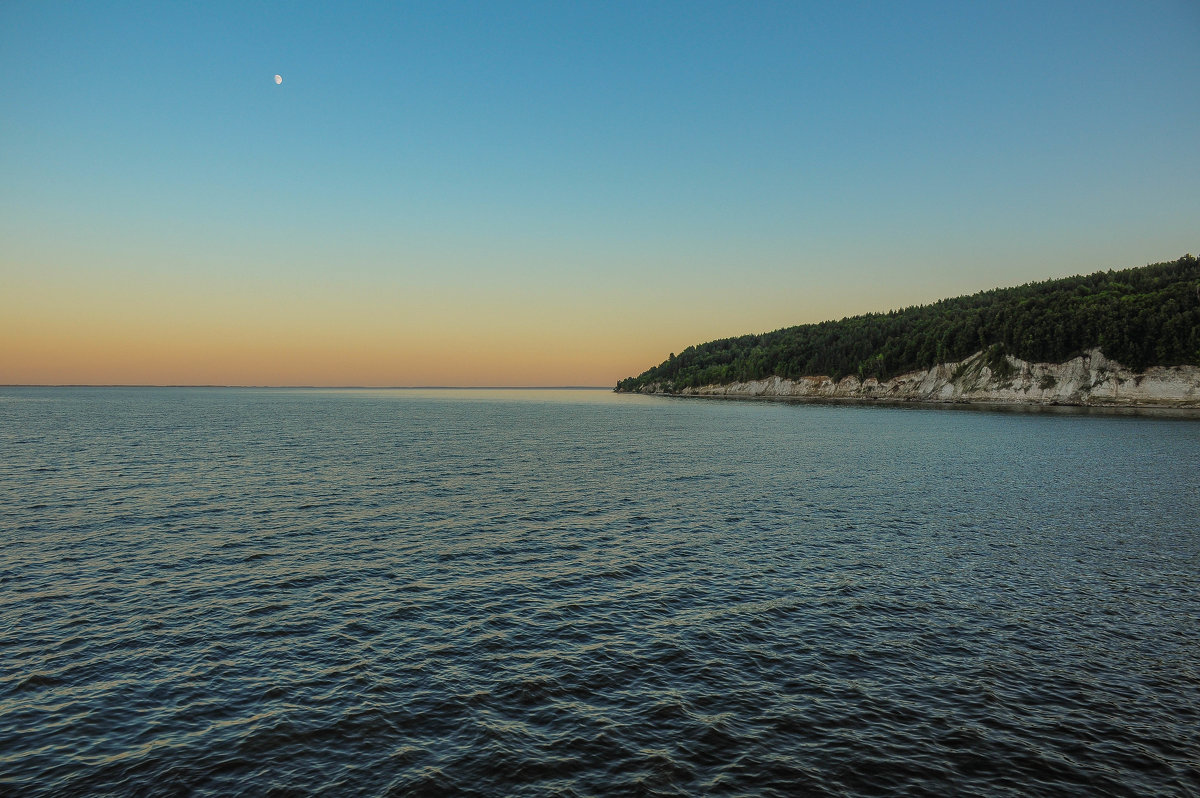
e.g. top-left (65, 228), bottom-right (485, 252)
top-left (274, 74), bottom-right (282, 85)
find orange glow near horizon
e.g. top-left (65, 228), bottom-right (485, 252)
top-left (1, 273), bottom-right (685, 386)
top-left (7, 242), bottom-right (1190, 387)
top-left (1, 251), bottom-right (838, 387)
top-left (1, 315), bottom-right (673, 387)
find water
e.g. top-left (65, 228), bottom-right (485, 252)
top-left (2, 387), bottom-right (1198, 797)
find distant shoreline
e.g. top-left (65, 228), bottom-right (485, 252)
top-left (617, 348), bottom-right (1200, 417)
top-left (0, 385), bottom-right (612, 391)
top-left (633, 390), bottom-right (1200, 418)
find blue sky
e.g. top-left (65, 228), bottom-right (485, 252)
top-left (2, 1), bottom-right (1198, 384)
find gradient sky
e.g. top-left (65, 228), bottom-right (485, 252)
top-left (3, 1), bottom-right (1198, 386)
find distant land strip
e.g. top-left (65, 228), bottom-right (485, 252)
top-left (616, 255), bottom-right (1200, 409)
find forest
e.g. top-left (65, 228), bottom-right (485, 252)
top-left (616, 255), bottom-right (1200, 392)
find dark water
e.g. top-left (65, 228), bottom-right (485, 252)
top-left (2, 387), bottom-right (1198, 797)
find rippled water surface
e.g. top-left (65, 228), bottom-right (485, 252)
top-left (2, 387), bottom-right (1198, 796)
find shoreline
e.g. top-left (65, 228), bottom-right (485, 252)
top-left (633, 390), bottom-right (1200, 418)
top-left (617, 349), bottom-right (1200, 417)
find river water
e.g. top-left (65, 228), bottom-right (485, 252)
top-left (2, 387), bottom-right (1197, 796)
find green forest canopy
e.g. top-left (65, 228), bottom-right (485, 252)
top-left (616, 255), bottom-right (1200, 392)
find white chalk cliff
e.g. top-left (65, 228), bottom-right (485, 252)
top-left (639, 349), bottom-right (1200, 408)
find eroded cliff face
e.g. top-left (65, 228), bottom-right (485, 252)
top-left (637, 349), bottom-right (1200, 407)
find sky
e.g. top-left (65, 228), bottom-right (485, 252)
top-left (2, 0), bottom-right (1198, 386)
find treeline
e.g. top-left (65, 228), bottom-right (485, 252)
top-left (616, 255), bottom-right (1200, 392)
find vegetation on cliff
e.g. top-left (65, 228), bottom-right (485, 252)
top-left (616, 255), bottom-right (1200, 392)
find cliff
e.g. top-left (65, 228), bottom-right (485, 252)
top-left (629, 349), bottom-right (1200, 408)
